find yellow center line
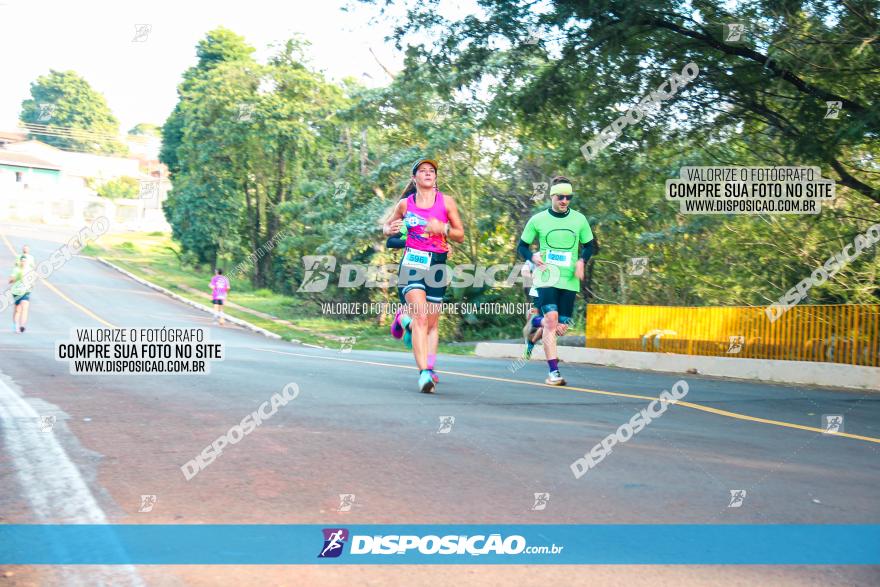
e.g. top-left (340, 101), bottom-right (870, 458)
top-left (1, 231), bottom-right (117, 328)
top-left (253, 347), bottom-right (880, 445)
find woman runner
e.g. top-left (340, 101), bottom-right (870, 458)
top-left (382, 158), bottom-right (464, 393)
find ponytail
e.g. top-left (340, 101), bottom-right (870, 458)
top-left (400, 179), bottom-right (417, 200)
top-left (380, 178), bottom-right (415, 229)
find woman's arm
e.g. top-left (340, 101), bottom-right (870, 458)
top-left (383, 200), bottom-right (406, 236)
top-left (442, 195), bottom-right (465, 244)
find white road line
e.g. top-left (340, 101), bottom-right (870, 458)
top-left (0, 372), bottom-right (144, 586)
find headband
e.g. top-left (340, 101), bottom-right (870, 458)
top-left (549, 183), bottom-right (573, 196)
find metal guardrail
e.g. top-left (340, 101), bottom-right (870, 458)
top-left (585, 304), bottom-right (880, 367)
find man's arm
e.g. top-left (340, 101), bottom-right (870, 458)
top-left (579, 239), bottom-right (596, 263)
top-left (575, 217), bottom-right (595, 280)
top-left (518, 217), bottom-right (544, 267)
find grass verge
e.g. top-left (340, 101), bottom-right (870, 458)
top-left (81, 232), bottom-right (475, 355)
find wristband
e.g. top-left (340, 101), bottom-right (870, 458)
top-left (444, 223), bottom-right (450, 236)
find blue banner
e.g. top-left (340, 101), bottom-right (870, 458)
top-left (1, 525), bottom-right (878, 564)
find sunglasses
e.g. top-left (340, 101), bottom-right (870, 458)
top-left (555, 194), bottom-right (573, 201)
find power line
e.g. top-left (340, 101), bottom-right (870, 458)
top-left (17, 122), bottom-right (157, 145)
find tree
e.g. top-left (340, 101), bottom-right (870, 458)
top-left (160, 28), bottom-right (258, 267)
top-left (19, 70), bottom-right (126, 154)
top-left (371, 0), bottom-right (880, 204)
top-left (160, 27), bottom-right (257, 176)
top-left (128, 123), bottom-right (161, 136)
top-left (96, 176), bottom-right (140, 200)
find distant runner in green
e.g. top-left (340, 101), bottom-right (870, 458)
top-left (517, 176), bottom-right (596, 385)
top-left (20, 245), bottom-right (35, 271)
top-left (9, 255), bottom-right (34, 334)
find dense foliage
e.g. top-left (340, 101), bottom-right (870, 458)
top-left (160, 3), bottom-right (879, 339)
top-left (20, 70), bottom-right (127, 154)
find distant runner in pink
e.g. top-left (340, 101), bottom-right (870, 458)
top-left (210, 269), bottom-right (230, 326)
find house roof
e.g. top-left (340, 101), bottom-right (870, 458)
top-left (5, 139), bottom-right (64, 152)
top-left (0, 150), bottom-right (62, 171)
top-left (0, 130), bottom-right (27, 143)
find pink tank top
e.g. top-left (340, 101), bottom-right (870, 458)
top-left (403, 190), bottom-right (449, 253)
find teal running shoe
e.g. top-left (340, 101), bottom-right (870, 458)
top-left (418, 370), bottom-right (435, 393)
top-left (401, 314), bottom-right (413, 349)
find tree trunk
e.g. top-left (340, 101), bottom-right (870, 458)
top-left (360, 128), bottom-right (367, 176)
top-left (253, 185), bottom-right (263, 288)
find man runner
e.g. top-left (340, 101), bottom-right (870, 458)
top-left (517, 176), bottom-right (596, 385)
top-left (9, 256), bottom-right (34, 333)
top-left (20, 245), bottom-right (36, 271)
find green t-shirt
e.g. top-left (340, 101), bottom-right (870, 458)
top-left (10, 266), bottom-right (32, 296)
top-left (520, 209), bottom-right (593, 292)
top-left (21, 254), bottom-right (35, 271)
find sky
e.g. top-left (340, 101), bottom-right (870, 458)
top-left (0, 0), bottom-right (437, 133)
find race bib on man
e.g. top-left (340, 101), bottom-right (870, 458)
top-left (402, 248), bottom-right (431, 270)
top-left (545, 250), bottom-right (572, 267)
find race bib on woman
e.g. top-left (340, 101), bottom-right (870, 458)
top-left (402, 248), bottom-right (431, 270)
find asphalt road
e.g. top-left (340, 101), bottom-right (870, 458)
top-left (0, 223), bottom-right (878, 587)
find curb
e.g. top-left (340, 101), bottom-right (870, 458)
top-left (476, 342), bottom-right (880, 391)
top-left (95, 257), bottom-right (294, 342)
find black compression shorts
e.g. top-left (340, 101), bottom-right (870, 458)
top-left (536, 287), bottom-right (575, 323)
